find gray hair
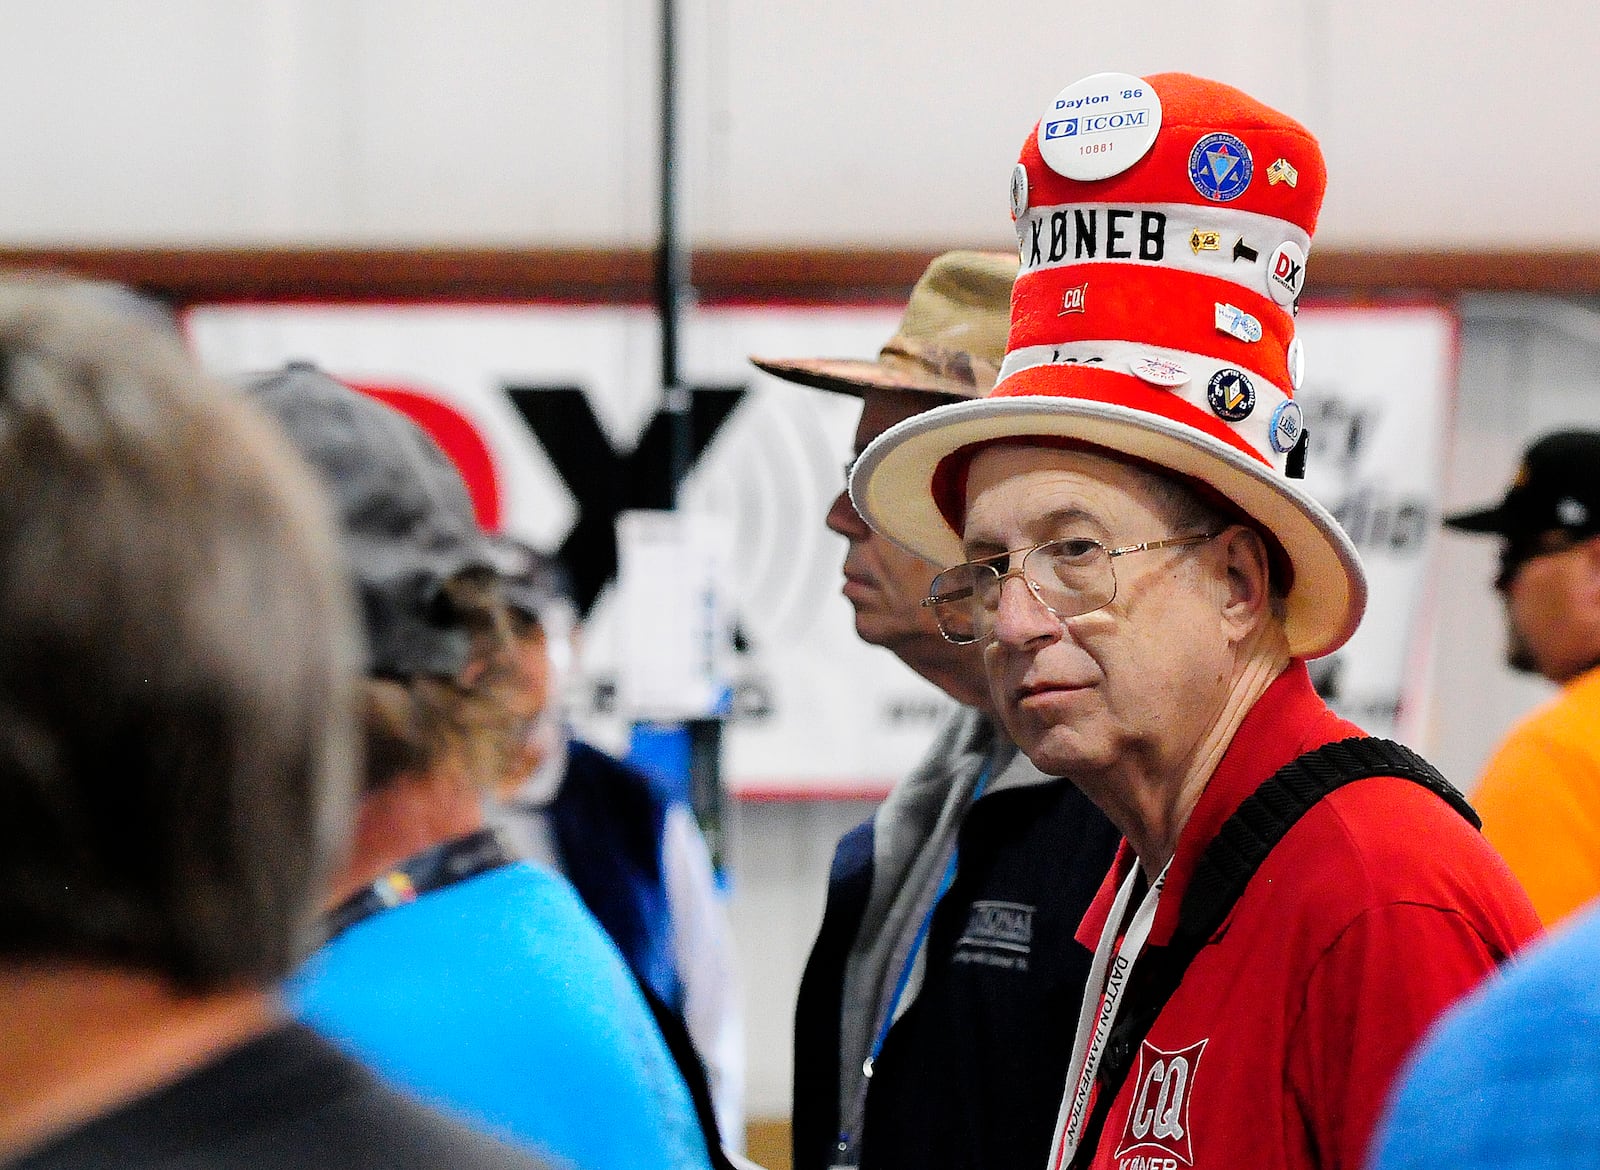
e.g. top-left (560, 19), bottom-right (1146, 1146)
top-left (0, 276), bottom-right (360, 989)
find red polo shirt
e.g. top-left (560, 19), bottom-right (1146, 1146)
top-left (1071, 662), bottom-right (1540, 1170)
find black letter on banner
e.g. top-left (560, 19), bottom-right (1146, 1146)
top-left (1049, 212), bottom-right (1068, 263)
top-left (1074, 209), bottom-right (1097, 259)
top-left (505, 383), bottom-right (746, 615)
top-left (1140, 211), bottom-right (1167, 261)
top-left (1106, 209), bottom-right (1132, 259)
top-left (1029, 219), bottom-right (1043, 267)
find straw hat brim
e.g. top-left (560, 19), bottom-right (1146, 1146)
top-left (750, 354), bottom-right (974, 401)
top-left (850, 394), bottom-right (1367, 659)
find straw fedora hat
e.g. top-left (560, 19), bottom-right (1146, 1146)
top-left (849, 72), bottom-right (1365, 659)
top-left (751, 250), bottom-right (1018, 400)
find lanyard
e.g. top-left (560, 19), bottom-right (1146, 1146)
top-left (868, 760), bottom-right (992, 1070)
top-left (832, 761), bottom-right (993, 1169)
top-left (867, 833), bottom-right (961, 1071)
top-left (324, 827), bottom-right (514, 940)
top-left (1047, 859), bottom-right (1168, 1170)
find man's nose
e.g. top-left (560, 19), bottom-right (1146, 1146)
top-left (826, 488), bottom-right (871, 539)
top-left (990, 572), bottom-right (1061, 648)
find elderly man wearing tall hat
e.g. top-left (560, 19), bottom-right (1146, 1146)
top-left (850, 74), bottom-right (1539, 1170)
top-left (754, 253), bottom-right (1119, 1170)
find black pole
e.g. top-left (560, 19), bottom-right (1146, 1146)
top-left (656, 0), bottom-right (725, 870)
top-left (658, 0), bottom-right (690, 499)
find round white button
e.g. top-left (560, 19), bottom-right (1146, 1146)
top-left (1287, 335), bottom-right (1305, 390)
top-left (1267, 241), bottom-right (1307, 307)
top-left (1037, 72), bottom-right (1162, 181)
top-left (1009, 162), bottom-right (1029, 220)
top-left (1130, 355), bottom-right (1190, 388)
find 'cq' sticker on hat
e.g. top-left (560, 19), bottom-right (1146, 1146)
top-left (1207, 368), bottom-right (1255, 420)
top-left (1267, 241), bottom-right (1307, 306)
top-left (1130, 355), bottom-right (1190, 388)
top-left (1269, 399), bottom-right (1304, 453)
top-left (1038, 72), bottom-right (1162, 182)
top-left (1189, 132), bottom-right (1253, 202)
top-left (1009, 163), bottom-right (1029, 220)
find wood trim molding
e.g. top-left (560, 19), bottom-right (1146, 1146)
top-left (0, 246), bottom-right (1595, 305)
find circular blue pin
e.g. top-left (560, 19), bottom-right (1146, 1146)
top-left (1188, 132), bottom-right (1253, 202)
top-left (1269, 399), bottom-right (1304, 453)
top-left (1207, 368), bottom-right (1255, 421)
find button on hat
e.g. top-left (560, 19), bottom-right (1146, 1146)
top-left (750, 250), bottom-right (1018, 400)
top-left (849, 72), bottom-right (1366, 659)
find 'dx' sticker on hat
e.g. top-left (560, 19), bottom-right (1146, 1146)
top-left (1189, 132), bottom-right (1253, 202)
top-left (1268, 241), bottom-right (1307, 306)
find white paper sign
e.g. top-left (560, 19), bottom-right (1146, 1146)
top-left (184, 300), bottom-right (1453, 791)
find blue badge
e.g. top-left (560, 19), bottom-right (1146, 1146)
top-left (1207, 368), bottom-right (1255, 421)
top-left (1214, 302), bottom-right (1262, 343)
top-left (1188, 132), bottom-right (1253, 202)
top-left (1269, 399), bottom-right (1304, 453)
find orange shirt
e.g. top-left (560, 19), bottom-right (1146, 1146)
top-left (1474, 665), bottom-right (1600, 926)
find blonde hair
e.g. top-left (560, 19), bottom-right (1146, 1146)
top-left (361, 570), bottom-right (526, 793)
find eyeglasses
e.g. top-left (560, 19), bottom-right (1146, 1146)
top-left (921, 532), bottom-right (1221, 645)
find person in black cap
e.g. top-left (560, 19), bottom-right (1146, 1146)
top-left (1444, 430), bottom-right (1600, 925)
top-left (249, 364), bottom-right (716, 1170)
top-left (0, 282), bottom-right (541, 1170)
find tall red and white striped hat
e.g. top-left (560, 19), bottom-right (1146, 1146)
top-left (850, 71), bottom-right (1365, 658)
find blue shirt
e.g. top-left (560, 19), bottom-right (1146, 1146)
top-left (290, 861), bottom-right (711, 1170)
top-left (1370, 903), bottom-right (1598, 1169)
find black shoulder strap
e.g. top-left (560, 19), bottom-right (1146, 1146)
top-left (1068, 737), bottom-right (1477, 1168)
top-left (1173, 736), bottom-right (1478, 953)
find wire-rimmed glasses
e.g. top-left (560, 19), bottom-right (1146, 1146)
top-left (921, 532), bottom-right (1220, 645)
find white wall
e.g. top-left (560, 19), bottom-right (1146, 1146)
top-left (1, 1), bottom-right (1597, 247)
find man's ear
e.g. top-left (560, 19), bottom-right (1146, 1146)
top-left (1218, 525), bottom-right (1275, 637)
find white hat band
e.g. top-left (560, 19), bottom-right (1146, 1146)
top-left (997, 340), bottom-right (1301, 472)
top-left (1016, 201), bottom-right (1311, 300)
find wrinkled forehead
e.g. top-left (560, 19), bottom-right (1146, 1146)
top-left (961, 440), bottom-right (1179, 546)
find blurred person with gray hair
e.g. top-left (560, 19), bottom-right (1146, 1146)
top-left (0, 282), bottom-right (542, 1169)
top-left (255, 364), bottom-right (716, 1170)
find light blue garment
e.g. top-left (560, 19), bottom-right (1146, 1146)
top-left (289, 861), bottom-right (712, 1170)
top-left (1370, 904), bottom-right (1599, 1169)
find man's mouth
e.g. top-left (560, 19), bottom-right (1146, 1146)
top-left (1015, 679), bottom-right (1090, 702)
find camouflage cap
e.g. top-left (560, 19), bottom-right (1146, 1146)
top-left (750, 250), bottom-right (1017, 400)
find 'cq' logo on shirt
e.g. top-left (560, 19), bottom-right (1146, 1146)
top-left (1114, 1038), bottom-right (1208, 1168)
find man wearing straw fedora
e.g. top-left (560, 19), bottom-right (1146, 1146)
top-left (753, 252), bottom-right (1119, 1170)
top-left (849, 75), bottom-right (1538, 1170)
